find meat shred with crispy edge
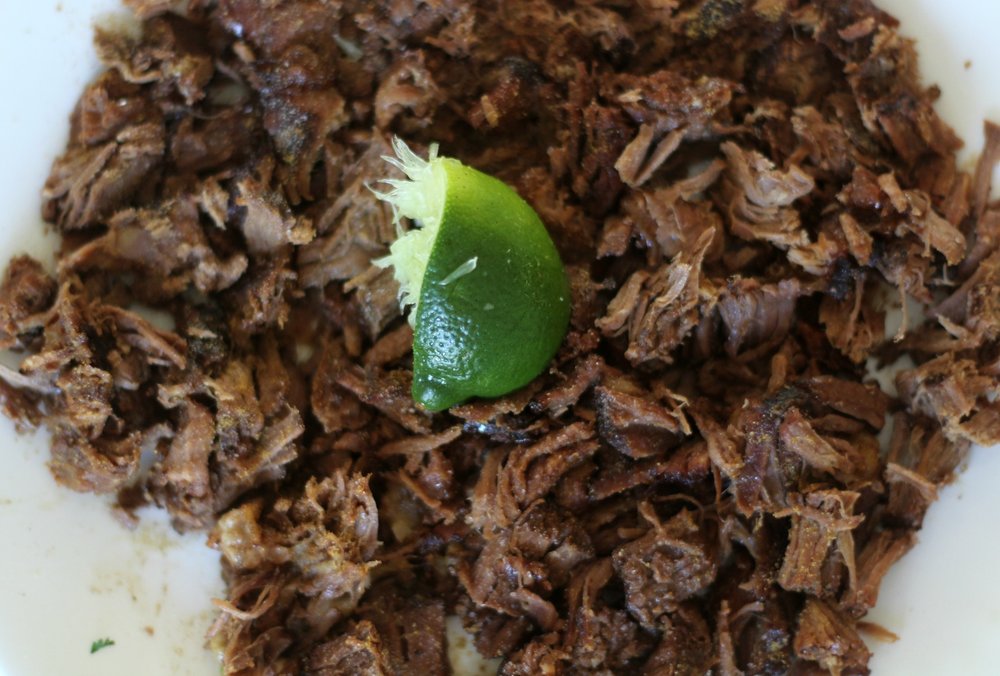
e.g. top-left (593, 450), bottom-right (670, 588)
top-left (2, 0), bottom-right (998, 674)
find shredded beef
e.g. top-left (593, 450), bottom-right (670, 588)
top-left (0, 256), bottom-right (56, 351)
top-left (5, 0), bottom-right (1000, 673)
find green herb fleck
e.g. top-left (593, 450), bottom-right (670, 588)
top-left (90, 638), bottom-right (115, 654)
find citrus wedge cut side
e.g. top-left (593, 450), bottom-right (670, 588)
top-left (375, 138), bottom-right (571, 412)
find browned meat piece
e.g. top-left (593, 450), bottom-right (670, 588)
top-left (150, 401), bottom-right (215, 530)
top-left (499, 633), bottom-right (567, 676)
top-left (233, 163), bottom-right (315, 256)
top-left (55, 364), bottom-right (112, 439)
top-left (73, 70), bottom-right (154, 147)
top-left (5, 0), bottom-right (1000, 673)
top-left (730, 395), bottom-right (796, 514)
top-left (792, 105), bottom-right (857, 177)
top-left (877, 172), bottom-right (966, 265)
top-left (777, 490), bottom-right (862, 597)
top-left (640, 604), bottom-right (715, 675)
top-left (210, 471), bottom-right (379, 671)
top-left (255, 333), bottom-right (308, 418)
top-left (336, 366), bottom-right (432, 435)
top-left (450, 384), bottom-right (539, 443)
top-left (310, 337), bottom-right (371, 434)
top-left (468, 58), bottom-right (545, 132)
top-left (779, 408), bottom-right (840, 474)
top-left (936, 248), bottom-right (1000, 342)
top-left (306, 621), bottom-right (391, 676)
top-left (721, 141), bottom-right (814, 250)
top-left (896, 353), bottom-right (998, 443)
top-left (962, 207), bottom-right (1000, 279)
top-left (42, 122), bottom-right (164, 231)
top-left (971, 121), bottom-right (1000, 220)
top-left (0, 256), bottom-right (56, 350)
top-left (589, 439), bottom-right (711, 501)
top-left (597, 229), bottom-right (719, 366)
top-left (49, 429), bottom-right (143, 494)
top-left (594, 383), bottom-right (690, 459)
top-left (214, 0), bottom-right (353, 201)
top-left (605, 69), bottom-right (735, 138)
top-left (222, 258), bottom-right (298, 338)
top-left (60, 199), bottom-right (248, 300)
top-left (837, 213), bottom-right (875, 265)
top-left (562, 558), bottom-right (650, 669)
top-left (532, 353), bottom-right (604, 416)
top-left (884, 414), bottom-right (968, 529)
top-left (845, 529), bottom-right (915, 614)
top-left (572, 102), bottom-right (630, 217)
top-left (793, 599), bottom-right (871, 674)
top-left (617, 125), bottom-right (683, 189)
top-left (171, 110), bottom-right (258, 175)
top-left (717, 277), bottom-right (801, 356)
top-left (462, 501), bottom-right (593, 630)
top-left (468, 422), bottom-right (598, 530)
top-left (375, 52), bottom-right (443, 132)
top-left (363, 323), bottom-right (414, 368)
top-left (461, 606), bottom-right (533, 660)
top-left (516, 169), bottom-right (599, 264)
top-left (802, 377), bottom-right (889, 431)
top-left (297, 137), bottom-right (398, 289)
top-left (619, 159), bottom-right (726, 261)
top-left (94, 15), bottom-right (214, 105)
top-left (213, 405), bottom-right (304, 512)
top-left (0, 279), bottom-right (189, 492)
top-left (346, 266), bottom-right (402, 339)
top-left (357, 584), bottom-right (449, 676)
top-left (819, 272), bottom-right (885, 363)
top-left (731, 595), bottom-right (796, 675)
top-left (612, 506), bottom-right (718, 629)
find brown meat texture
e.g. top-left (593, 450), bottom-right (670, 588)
top-left (794, 599), bottom-right (872, 674)
top-left (0, 256), bottom-right (56, 350)
top-left (3, 0), bottom-right (1000, 674)
top-left (612, 506), bottom-right (718, 629)
top-left (306, 620), bottom-right (391, 676)
top-left (208, 471), bottom-right (379, 674)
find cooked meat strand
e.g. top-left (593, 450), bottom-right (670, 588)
top-left (2, 0), bottom-right (998, 673)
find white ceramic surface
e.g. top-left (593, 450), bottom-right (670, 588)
top-left (0, 2), bottom-right (998, 675)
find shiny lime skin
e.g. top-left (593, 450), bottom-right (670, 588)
top-left (411, 160), bottom-right (571, 411)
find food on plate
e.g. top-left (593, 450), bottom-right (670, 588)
top-left (374, 137), bottom-right (571, 411)
top-left (1, 0), bottom-right (999, 673)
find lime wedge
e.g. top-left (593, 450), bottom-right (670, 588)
top-left (374, 138), bottom-right (571, 411)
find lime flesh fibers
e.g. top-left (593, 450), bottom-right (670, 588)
top-left (373, 137), bottom-right (448, 321)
